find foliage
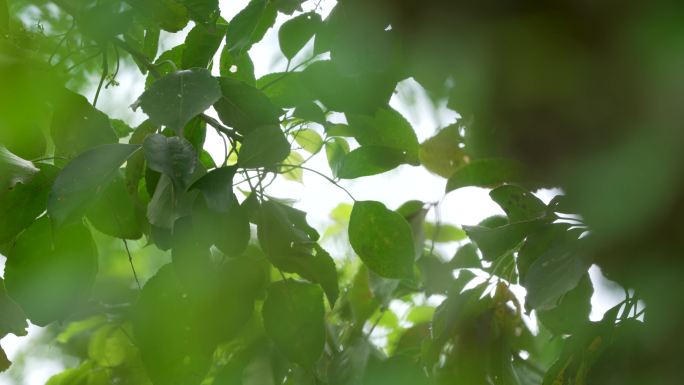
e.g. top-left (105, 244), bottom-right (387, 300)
top-left (1, 1), bottom-right (683, 384)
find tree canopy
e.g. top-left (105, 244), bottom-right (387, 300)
top-left (1, 1), bottom-right (683, 384)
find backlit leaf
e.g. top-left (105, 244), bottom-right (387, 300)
top-left (238, 125), bottom-right (290, 168)
top-left (278, 12), bottom-right (322, 60)
top-left (446, 158), bottom-right (525, 193)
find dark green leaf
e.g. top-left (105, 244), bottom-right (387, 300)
top-left (4, 217), bottom-right (97, 326)
top-left (214, 76), bottom-right (282, 135)
top-left (86, 170), bottom-right (144, 239)
top-left (347, 108), bottom-right (420, 165)
top-left (418, 254), bottom-right (454, 295)
top-left (262, 280), bottom-right (325, 366)
top-left (419, 123), bottom-right (466, 178)
top-left (219, 48), bottom-right (256, 84)
top-left (490, 185), bottom-right (547, 223)
top-left (272, 0), bottom-right (304, 14)
top-left (147, 175), bottom-right (198, 229)
top-left (463, 220), bottom-right (540, 262)
top-left (449, 243), bottom-right (481, 269)
top-left (50, 89), bottom-right (117, 158)
top-left (348, 201), bottom-right (415, 278)
top-left (135, 68), bottom-right (221, 133)
top-left (423, 222), bottom-right (467, 243)
top-left (445, 158), bottom-right (525, 193)
top-left (225, 0), bottom-right (277, 56)
top-left (143, 133), bottom-right (197, 190)
top-left (179, 0), bottom-right (219, 24)
top-left (146, 44), bottom-right (185, 88)
top-left (0, 347), bottom-right (8, 373)
top-left (129, 0), bottom-right (189, 32)
top-left (189, 166), bottom-right (236, 212)
top-left (257, 71), bottom-right (311, 108)
top-left (110, 119), bottom-right (134, 138)
top-left (537, 274), bottom-right (593, 335)
top-left (337, 146), bottom-right (405, 179)
top-left (182, 20), bottom-right (227, 69)
top-left (238, 125), bottom-right (290, 168)
top-left (293, 102), bottom-right (326, 124)
top-left (194, 197), bottom-right (251, 257)
top-left (48, 143), bottom-right (141, 227)
top-left (278, 12), bottom-right (322, 60)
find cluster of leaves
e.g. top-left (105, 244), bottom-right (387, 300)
top-left (1, 0), bottom-right (675, 384)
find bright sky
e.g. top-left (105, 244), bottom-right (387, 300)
top-left (0, 1), bottom-right (629, 383)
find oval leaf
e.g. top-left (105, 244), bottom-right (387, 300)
top-left (348, 201), bottom-right (415, 278)
top-left (278, 12), bottom-right (322, 60)
top-left (143, 134), bottom-right (198, 190)
top-left (445, 158), bottom-right (524, 193)
top-left (337, 146), bottom-right (405, 179)
top-left (238, 125), bottom-right (290, 168)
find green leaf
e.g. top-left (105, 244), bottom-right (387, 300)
top-left (219, 48), bottom-right (256, 84)
top-left (294, 128), bottom-right (323, 153)
top-left (278, 12), bottom-right (322, 60)
top-left (189, 166), bottom-right (237, 212)
top-left (179, 0), bottom-right (219, 24)
top-left (490, 185), bottom-right (547, 223)
top-left (257, 71), bottom-right (311, 108)
top-left (48, 143), bottom-right (141, 227)
top-left (214, 76), bottom-right (282, 135)
top-left (0, 278), bottom-right (27, 338)
top-left (273, 0), bottom-right (305, 14)
top-left (88, 324), bottom-right (135, 368)
top-left (4, 217), bottom-right (98, 326)
top-left (449, 243), bottom-right (481, 269)
top-left (281, 151), bottom-right (305, 183)
top-left (143, 133), bottom-right (197, 190)
top-left (193, 197), bottom-right (251, 257)
top-left (337, 146), bottom-right (405, 179)
top-left (463, 220), bottom-right (540, 262)
top-left (293, 102), bottom-right (326, 124)
top-left (182, 20), bottom-right (227, 69)
top-left (146, 44), bottom-right (185, 88)
top-left (86, 170), bottom-right (144, 239)
top-left (325, 137), bottom-right (349, 178)
top-left (445, 158), bottom-right (525, 193)
top-left (419, 123), bottom-right (466, 178)
top-left (0, 347), bottom-right (9, 373)
top-left (406, 305), bottom-right (436, 325)
top-left (262, 280), bottom-right (325, 366)
top-left (225, 0), bottom-right (277, 56)
top-left (537, 274), bottom-right (593, 335)
top-left (50, 89), bottom-right (117, 158)
top-left (0, 146), bottom-right (38, 191)
top-left (110, 119), bottom-right (134, 138)
top-left (146, 175), bottom-right (198, 229)
top-left (348, 201), bottom-right (415, 278)
top-left (524, 239), bottom-right (592, 311)
top-left (0, 0), bottom-right (7, 34)
top-left (346, 107), bottom-right (420, 165)
top-left (135, 68), bottom-right (221, 133)
top-left (423, 222), bottom-right (467, 243)
top-left (129, 0), bottom-right (189, 32)
top-left (238, 125), bottom-right (290, 168)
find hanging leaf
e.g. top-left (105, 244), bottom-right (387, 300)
top-left (463, 220), bottom-right (541, 262)
top-left (48, 143), bottom-right (141, 227)
top-left (0, 146), bottom-right (38, 191)
top-left (0, 278), bottom-right (27, 338)
top-left (225, 0), bottom-right (277, 56)
top-left (325, 137), bottom-right (350, 178)
top-left (86, 170), bottom-right (144, 239)
top-left (278, 12), bottom-right (322, 60)
top-left (179, 0), bottom-right (219, 24)
top-left (348, 201), bottom-right (415, 278)
top-left (337, 146), bottom-right (406, 179)
top-left (294, 128), bottom-right (323, 153)
top-left (181, 19), bottom-right (228, 69)
top-left (346, 108), bottom-right (420, 165)
top-left (189, 166), bottom-right (237, 212)
top-left (219, 48), bottom-right (256, 84)
top-left (257, 71), bottom-right (311, 108)
top-left (423, 222), bottom-right (467, 243)
top-left (128, 0), bottom-right (189, 32)
top-left (537, 274), bottom-right (593, 335)
top-left (449, 243), bottom-right (481, 269)
top-left (214, 76), bottom-right (282, 135)
top-left (262, 280), bottom-right (325, 366)
top-left (134, 68), bottom-right (221, 133)
top-left (419, 123), bottom-right (466, 178)
top-left (293, 102), bottom-right (326, 124)
top-left (4, 217), bottom-right (97, 326)
top-left (143, 134), bottom-right (198, 190)
top-left (280, 151), bottom-right (305, 183)
top-left (445, 158), bottom-right (525, 193)
top-left (238, 125), bottom-right (290, 168)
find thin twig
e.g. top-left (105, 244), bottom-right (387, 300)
top-left (274, 163), bottom-right (356, 202)
top-left (93, 49), bottom-right (108, 106)
top-left (122, 239), bottom-right (141, 290)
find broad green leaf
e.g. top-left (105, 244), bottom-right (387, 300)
top-left (262, 280), bottom-right (325, 366)
top-left (219, 47), bottom-right (256, 84)
top-left (346, 108), bottom-right (420, 164)
top-left (225, 0), bottom-right (277, 56)
top-left (463, 220), bottom-right (540, 262)
top-left (143, 133), bottom-right (197, 190)
top-left (0, 278), bottom-right (27, 338)
top-left (423, 222), bottom-right (467, 243)
top-left (238, 125), bottom-right (290, 168)
top-left (449, 243), bottom-right (481, 269)
top-left (293, 102), bottom-right (326, 124)
top-left (4, 217), bottom-right (97, 326)
top-left (490, 185), bottom-right (547, 223)
top-left (50, 89), bottom-right (117, 158)
top-left (418, 254), bottom-right (454, 295)
top-left (0, 163), bottom-right (57, 245)
top-left (45, 361), bottom-right (110, 385)
top-left (129, 0), bottom-right (189, 32)
top-left (0, 146), bottom-right (38, 191)
top-left (189, 166), bottom-right (237, 212)
top-left (278, 12), bottom-right (322, 60)
top-left (85, 170), bottom-right (144, 239)
top-left (146, 44), bottom-right (185, 88)
top-left (147, 175), bottom-right (197, 229)
top-left (257, 71), bottom-right (311, 108)
top-left (0, 347), bottom-right (8, 373)
top-left (182, 19), bottom-right (227, 69)
top-left (524, 240), bottom-right (592, 311)
top-left (135, 68), bottom-right (221, 133)
top-left (214, 77), bottom-right (282, 135)
top-left (419, 123), bottom-right (466, 178)
top-left (537, 274), bottom-right (593, 335)
top-left (337, 146), bottom-right (405, 179)
top-left (280, 151), bottom-right (305, 183)
top-left (273, 0), bottom-right (304, 14)
top-left (193, 197), bottom-right (250, 257)
top-left (348, 201), bottom-right (415, 278)
top-left (445, 158), bottom-right (525, 193)
top-left (110, 119), bottom-right (134, 138)
top-left (294, 128), bottom-right (323, 153)
top-left (325, 137), bottom-right (349, 177)
top-left (48, 143), bottom-right (141, 227)
top-left (179, 0), bottom-right (219, 24)
top-left (406, 305), bottom-right (436, 325)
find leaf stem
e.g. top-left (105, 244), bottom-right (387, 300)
top-left (274, 163), bottom-right (356, 202)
